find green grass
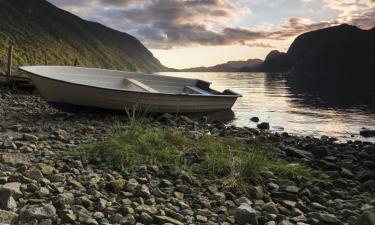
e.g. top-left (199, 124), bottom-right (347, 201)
top-left (73, 120), bottom-right (320, 187)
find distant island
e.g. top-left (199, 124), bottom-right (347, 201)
top-left (181, 59), bottom-right (263, 72)
top-left (181, 24), bottom-right (375, 73)
top-left (0, 0), bottom-right (166, 72)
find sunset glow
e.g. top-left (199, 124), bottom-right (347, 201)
top-left (48, 0), bottom-right (375, 68)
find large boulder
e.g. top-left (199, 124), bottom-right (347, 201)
top-left (360, 129), bottom-right (375, 137)
top-left (257, 122), bottom-right (270, 130)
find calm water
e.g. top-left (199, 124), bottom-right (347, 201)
top-left (159, 72), bottom-right (375, 142)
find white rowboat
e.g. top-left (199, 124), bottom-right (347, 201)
top-left (20, 66), bottom-right (241, 113)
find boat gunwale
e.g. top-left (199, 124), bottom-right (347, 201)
top-left (19, 66), bottom-right (243, 98)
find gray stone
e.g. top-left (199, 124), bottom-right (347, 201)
top-left (2, 182), bottom-right (22, 199)
top-left (0, 209), bottom-right (18, 223)
top-left (250, 117), bottom-right (260, 122)
top-left (23, 133), bottom-right (39, 142)
top-left (196, 215), bottom-right (208, 223)
top-left (62, 211), bottom-right (77, 223)
top-left (278, 220), bottom-right (294, 225)
top-left (39, 219), bottom-right (53, 225)
top-left (257, 122), bottom-right (270, 130)
top-left (84, 218), bottom-right (99, 225)
top-left (122, 215), bottom-right (136, 225)
top-left (310, 202), bottom-right (326, 210)
top-left (39, 164), bottom-right (55, 175)
top-left (284, 146), bottom-right (313, 159)
top-left (56, 192), bottom-right (75, 206)
top-left (140, 212), bottom-right (154, 224)
top-left (77, 196), bottom-right (94, 208)
top-left (262, 202), bottom-right (278, 214)
top-left (21, 204), bottom-right (57, 220)
top-left (92, 211), bottom-right (105, 219)
top-left (207, 185), bottom-right (218, 194)
top-left (67, 179), bottom-right (84, 188)
top-left (126, 178), bottom-right (139, 192)
top-left (265, 222), bottom-right (276, 225)
top-left (234, 204), bottom-right (258, 225)
top-left (341, 167), bottom-right (354, 178)
top-left (135, 205), bottom-right (158, 215)
top-left (357, 211), bottom-right (375, 225)
top-left (110, 214), bottom-right (135, 225)
top-left (154, 215), bottom-right (184, 225)
top-left (317, 213), bottom-right (341, 224)
top-left (96, 198), bottom-right (107, 211)
top-left (214, 192), bottom-right (226, 202)
top-left (106, 179), bottom-right (126, 193)
top-left (249, 186), bottom-right (264, 200)
top-left (0, 188), bottom-right (17, 210)
top-left (55, 129), bottom-right (69, 138)
top-left (360, 129), bottom-right (375, 137)
top-left (24, 168), bottom-right (44, 180)
top-left (2, 135), bottom-right (17, 150)
top-left (283, 185), bottom-right (300, 194)
top-left (138, 184), bottom-right (151, 198)
top-left (235, 197), bottom-right (252, 206)
top-left (291, 214), bottom-right (307, 223)
top-left (75, 206), bottom-right (92, 223)
top-left (281, 200), bottom-right (296, 208)
top-left (37, 187), bottom-right (50, 197)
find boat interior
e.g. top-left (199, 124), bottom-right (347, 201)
top-left (20, 66), bottom-right (240, 96)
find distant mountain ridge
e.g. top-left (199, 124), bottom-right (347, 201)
top-left (181, 58), bottom-right (263, 72)
top-left (181, 24), bottom-right (375, 73)
top-left (0, 0), bottom-right (166, 72)
top-left (259, 24), bottom-right (375, 73)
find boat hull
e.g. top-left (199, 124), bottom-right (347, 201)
top-left (29, 74), bottom-right (239, 113)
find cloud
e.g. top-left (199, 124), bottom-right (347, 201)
top-left (323, 0), bottom-right (374, 16)
top-left (268, 11), bottom-right (375, 39)
top-left (84, 0), bottom-right (253, 48)
top-left (243, 42), bottom-right (275, 48)
top-left (97, 0), bottom-right (143, 7)
top-left (269, 17), bottom-right (333, 40)
top-left (339, 11), bottom-right (375, 28)
top-left (48, 0), bottom-right (375, 49)
top-left (48, 0), bottom-right (91, 7)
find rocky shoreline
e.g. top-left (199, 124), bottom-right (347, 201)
top-left (0, 89), bottom-right (374, 225)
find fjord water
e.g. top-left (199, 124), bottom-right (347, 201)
top-left (159, 72), bottom-right (375, 142)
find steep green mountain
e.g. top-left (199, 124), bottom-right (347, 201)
top-left (0, 0), bottom-right (166, 72)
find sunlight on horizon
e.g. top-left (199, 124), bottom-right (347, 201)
top-left (151, 44), bottom-right (281, 69)
top-left (46, 0), bottom-right (375, 69)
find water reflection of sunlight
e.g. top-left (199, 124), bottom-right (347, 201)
top-left (159, 72), bottom-right (375, 142)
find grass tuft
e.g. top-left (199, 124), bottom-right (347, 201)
top-left (74, 121), bottom-right (320, 186)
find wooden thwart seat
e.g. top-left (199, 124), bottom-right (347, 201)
top-left (123, 78), bottom-right (158, 93)
top-left (183, 86), bottom-right (213, 95)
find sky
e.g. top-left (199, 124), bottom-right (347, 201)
top-left (47, 0), bottom-right (375, 69)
